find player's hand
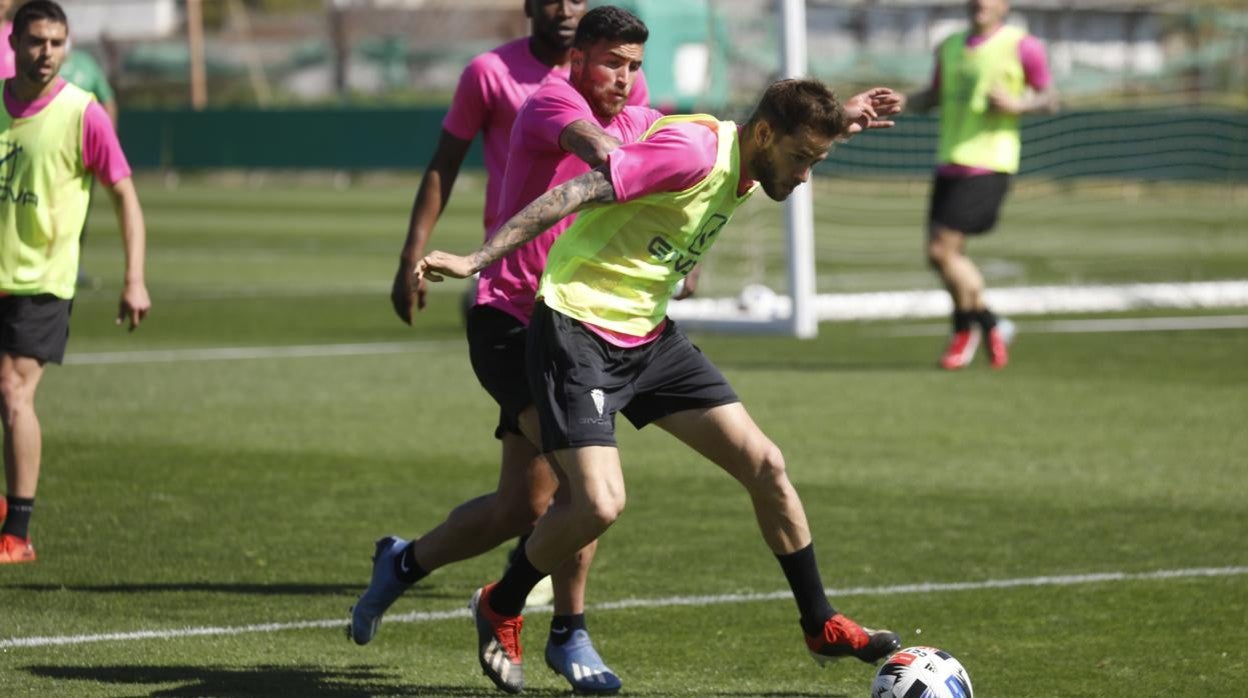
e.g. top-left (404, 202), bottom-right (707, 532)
top-left (415, 251), bottom-right (476, 283)
top-left (390, 257), bottom-right (427, 325)
top-left (987, 87), bottom-right (1024, 115)
top-left (845, 87), bottom-right (901, 134)
top-left (117, 280), bottom-right (151, 332)
top-left (672, 264), bottom-right (702, 301)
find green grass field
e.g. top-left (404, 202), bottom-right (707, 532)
top-left (0, 174), bottom-right (1245, 696)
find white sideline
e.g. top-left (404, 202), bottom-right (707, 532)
top-left (64, 340), bottom-right (463, 366)
top-left (2, 565), bottom-right (1244, 650)
top-left (667, 280), bottom-right (1248, 324)
top-left (62, 312), bottom-right (1248, 368)
top-left (880, 314), bottom-right (1248, 337)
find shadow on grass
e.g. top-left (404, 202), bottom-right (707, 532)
top-left (25, 664), bottom-right (849, 697)
top-left (24, 664), bottom-right (566, 697)
top-left (5, 582), bottom-right (461, 600)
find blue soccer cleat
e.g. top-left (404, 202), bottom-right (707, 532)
top-left (545, 629), bottom-right (622, 694)
top-left (347, 535), bottom-right (411, 645)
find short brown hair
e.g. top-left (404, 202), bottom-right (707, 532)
top-left (14, 0), bottom-right (68, 39)
top-left (747, 79), bottom-right (847, 139)
top-left (575, 5), bottom-right (648, 49)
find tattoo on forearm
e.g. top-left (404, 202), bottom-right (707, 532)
top-left (468, 167), bottom-right (617, 272)
top-left (562, 120), bottom-right (623, 167)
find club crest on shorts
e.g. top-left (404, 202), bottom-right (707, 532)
top-left (590, 388), bottom-right (605, 418)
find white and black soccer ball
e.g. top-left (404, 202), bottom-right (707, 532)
top-left (870, 646), bottom-right (973, 698)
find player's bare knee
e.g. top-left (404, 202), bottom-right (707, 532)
top-left (579, 492), bottom-right (625, 531)
top-left (0, 374), bottom-right (32, 426)
top-left (926, 239), bottom-right (950, 269)
top-left (748, 444), bottom-right (789, 494)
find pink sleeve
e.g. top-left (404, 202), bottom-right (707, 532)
top-left (82, 101), bottom-right (130, 186)
top-left (1019, 36), bottom-right (1052, 90)
top-left (442, 57), bottom-right (490, 141)
top-left (607, 122), bottom-right (716, 202)
top-left (522, 81), bottom-right (594, 154)
top-left (628, 69), bottom-right (650, 107)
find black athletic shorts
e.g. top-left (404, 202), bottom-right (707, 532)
top-left (0, 294), bottom-right (72, 364)
top-left (466, 304), bottom-right (532, 439)
top-left (526, 301), bottom-right (739, 452)
top-left (928, 172), bottom-right (1011, 235)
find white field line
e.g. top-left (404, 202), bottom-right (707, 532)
top-left (64, 340), bottom-right (463, 366)
top-left (879, 313), bottom-right (1248, 337)
top-left (61, 313), bottom-right (1246, 367)
top-left (668, 280), bottom-right (1248, 324)
top-left (2, 565), bottom-right (1243, 650)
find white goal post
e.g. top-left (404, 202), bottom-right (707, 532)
top-left (666, 0), bottom-right (820, 338)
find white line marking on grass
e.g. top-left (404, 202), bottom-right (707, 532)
top-left (879, 314), bottom-right (1248, 337)
top-left (3, 565), bottom-right (1244, 650)
top-left (668, 280), bottom-right (1248, 324)
top-left (63, 340), bottom-right (463, 366)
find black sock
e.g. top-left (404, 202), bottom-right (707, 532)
top-left (392, 541), bottom-right (429, 585)
top-left (549, 613), bottom-right (586, 646)
top-left (776, 543), bottom-right (835, 638)
top-left (2, 496), bottom-right (34, 540)
top-left (489, 544), bottom-right (547, 617)
top-left (506, 534), bottom-right (530, 568)
top-left (953, 310), bottom-right (974, 333)
top-left (976, 309), bottom-right (998, 332)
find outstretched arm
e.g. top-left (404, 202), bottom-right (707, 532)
top-left (418, 166), bottom-right (617, 281)
top-left (391, 129), bottom-right (473, 324)
top-left (842, 87), bottom-right (905, 137)
top-left (107, 177), bottom-right (151, 331)
top-left (988, 84), bottom-right (1060, 116)
top-left (560, 119), bottom-right (623, 167)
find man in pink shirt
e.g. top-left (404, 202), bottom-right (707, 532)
top-left (389, 0), bottom-right (647, 320)
top-left (418, 79), bottom-right (906, 692)
top-left (0, 0), bottom-right (14, 80)
top-left (354, 7), bottom-right (655, 693)
top-left (0, 0), bottom-right (150, 564)
top-left (901, 0), bottom-right (1057, 370)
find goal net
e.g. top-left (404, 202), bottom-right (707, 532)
top-left (658, 0), bottom-right (1248, 336)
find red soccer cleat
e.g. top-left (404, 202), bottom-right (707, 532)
top-left (987, 318), bottom-right (1016, 369)
top-left (471, 582), bottom-right (525, 693)
top-left (939, 329), bottom-right (979, 370)
top-left (0, 533), bottom-right (36, 565)
top-left (806, 613), bottom-right (901, 666)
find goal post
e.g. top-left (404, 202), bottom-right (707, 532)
top-left (666, 0), bottom-right (820, 338)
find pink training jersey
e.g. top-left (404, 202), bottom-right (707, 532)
top-left (931, 27), bottom-right (1052, 178)
top-left (442, 37), bottom-right (650, 236)
top-left (477, 74), bottom-right (662, 323)
top-left (3, 78), bottom-right (131, 185)
top-left (0, 23), bottom-right (13, 80)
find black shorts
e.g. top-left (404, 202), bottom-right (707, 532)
top-left (0, 294), bottom-right (72, 364)
top-left (466, 304), bottom-right (533, 439)
top-left (527, 301), bottom-right (739, 452)
top-left (928, 172), bottom-right (1011, 235)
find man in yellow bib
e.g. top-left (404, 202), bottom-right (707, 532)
top-left (419, 79), bottom-right (904, 691)
top-left (0, 1), bottom-right (150, 564)
top-left (901, 0), bottom-right (1057, 370)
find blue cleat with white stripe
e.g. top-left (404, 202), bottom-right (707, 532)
top-left (545, 629), bottom-right (622, 695)
top-left (347, 535), bottom-right (410, 645)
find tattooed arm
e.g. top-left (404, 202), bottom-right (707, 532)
top-left (417, 165), bottom-right (618, 281)
top-left (560, 120), bottom-right (622, 167)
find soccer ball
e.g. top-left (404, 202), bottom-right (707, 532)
top-left (870, 646), bottom-right (973, 698)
